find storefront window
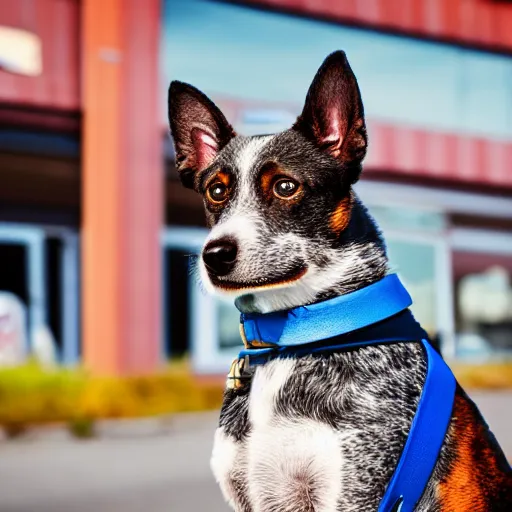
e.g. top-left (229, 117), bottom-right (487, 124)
top-left (453, 251), bottom-right (512, 360)
top-left (368, 205), bottom-right (445, 233)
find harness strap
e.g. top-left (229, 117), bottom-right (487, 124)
top-left (378, 339), bottom-right (456, 512)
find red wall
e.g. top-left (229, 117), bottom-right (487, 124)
top-left (0, 0), bottom-right (80, 110)
top-left (249, 0), bottom-right (512, 50)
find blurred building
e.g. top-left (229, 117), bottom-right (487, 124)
top-left (1, 0), bottom-right (512, 374)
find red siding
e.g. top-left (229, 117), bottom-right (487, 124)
top-left (365, 121), bottom-right (512, 188)
top-left (248, 0), bottom-right (512, 51)
top-left (0, 0), bottom-right (79, 110)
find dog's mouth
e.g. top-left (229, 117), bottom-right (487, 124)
top-left (209, 264), bottom-right (308, 292)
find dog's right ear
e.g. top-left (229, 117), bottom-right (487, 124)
top-left (168, 81), bottom-right (236, 189)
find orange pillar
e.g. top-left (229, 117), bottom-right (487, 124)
top-left (81, 0), bottom-right (162, 375)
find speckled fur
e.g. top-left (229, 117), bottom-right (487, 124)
top-left (168, 51), bottom-right (511, 511)
top-left (217, 344), bottom-right (427, 511)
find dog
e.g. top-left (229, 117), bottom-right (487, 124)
top-left (168, 51), bottom-right (512, 512)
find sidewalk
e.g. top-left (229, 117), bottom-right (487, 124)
top-left (0, 393), bottom-right (510, 512)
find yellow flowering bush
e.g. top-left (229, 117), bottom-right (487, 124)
top-left (0, 360), bottom-right (224, 435)
top-left (0, 358), bottom-right (510, 436)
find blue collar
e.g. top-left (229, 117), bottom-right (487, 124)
top-left (240, 274), bottom-right (412, 349)
top-left (236, 274), bottom-right (456, 512)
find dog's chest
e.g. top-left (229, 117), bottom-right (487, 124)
top-left (211, 343), bottom-right (427, 512)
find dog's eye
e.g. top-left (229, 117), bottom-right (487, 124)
top-left (273, 179), bottom-right (299, 199)
top-left (207, 182), bottom-right (228, 203)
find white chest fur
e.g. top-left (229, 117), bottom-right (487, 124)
top-left (211, 359), bottom-right (347, 512)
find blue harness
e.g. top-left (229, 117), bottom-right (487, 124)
top-left (237, 274), bottom-right (456, 512)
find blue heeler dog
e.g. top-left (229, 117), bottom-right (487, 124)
top-left (168, 51), bottom-right (512, 511)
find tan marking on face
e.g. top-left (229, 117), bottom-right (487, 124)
top-left (205, 168), bottom-right (231, 188)
top-left (259, 162), bottom-right (281, 200)
top-left (329, 194), bottom-right (353, 234)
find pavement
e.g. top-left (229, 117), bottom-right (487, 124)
top-left (0, 392), bottom-right (510, 512)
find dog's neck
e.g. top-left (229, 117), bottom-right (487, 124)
top-left (235, 198), bottom-right (389, 314)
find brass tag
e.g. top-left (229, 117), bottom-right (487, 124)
top-left (227, 357), bottom-right (248, 390)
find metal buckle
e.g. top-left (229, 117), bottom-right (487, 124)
top-left (226, 355), bottom-right (251, 390)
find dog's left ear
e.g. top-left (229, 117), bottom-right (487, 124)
top-left (293, 51), bottom-right (367, 184)
top-left (168, 81), bottom-right (236, 189)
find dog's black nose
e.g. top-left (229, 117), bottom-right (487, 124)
top-left (203, 238), bottom-right (238, 276)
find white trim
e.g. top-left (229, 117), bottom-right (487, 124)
top-left (379, 228), bottom-right (443, 245)
top-left (356, 180), bottom-right (512, 219)
top-left (27, 232), bottom-right (46, 336)
top-left (0, 222), bottom-right (76, 239)
top-left (161, 226), bottom-right (207, 250)
top-left (436, 237), bottom-right (456, 359)
top-left (450, 228), bottom-right (512, 255)
top-left (61, 233), bottom-right (80, 365)
top-left (161, 245), bottom-right (168, 362)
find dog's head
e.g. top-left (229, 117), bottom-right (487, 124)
top-left (168, 51), bottom-right (387, 313)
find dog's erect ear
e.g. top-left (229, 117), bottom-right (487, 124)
top-left (293, 51), bottom-right (367, 183)
top-left (168, 81), bottom-right (236, 189)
